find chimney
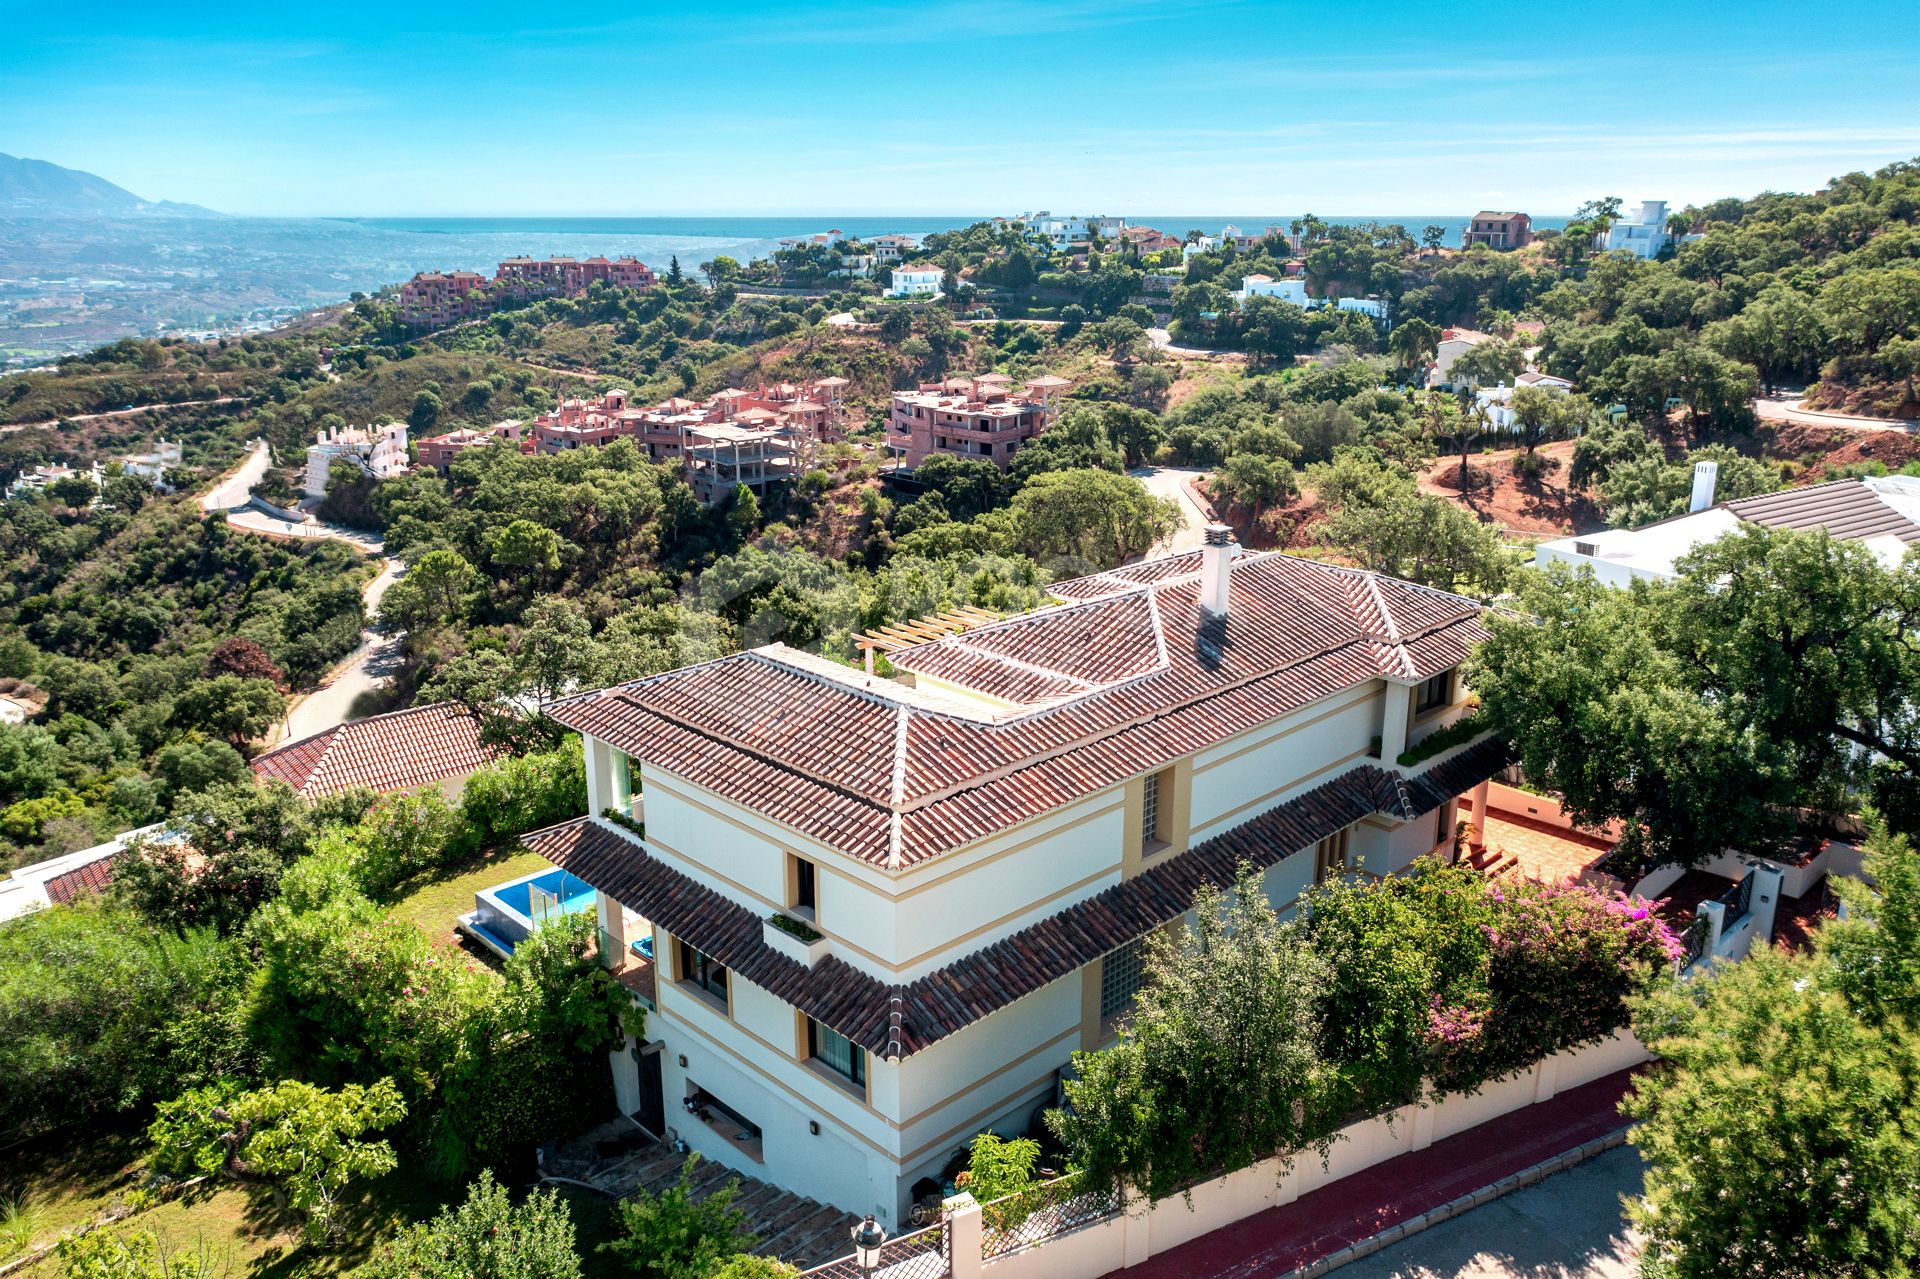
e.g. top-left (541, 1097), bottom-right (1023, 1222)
top-left (1689, 460), bottom-right (1719, 513)
top-left (1200, 524), bottom-right (1235, 617)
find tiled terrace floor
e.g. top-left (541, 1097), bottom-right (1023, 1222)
top-left (1475, 809), bottom-right (1616, 883)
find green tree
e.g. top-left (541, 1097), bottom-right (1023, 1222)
top-left (599, 1155), bottom-right (757, 1279)
top-left (487, 519), bottom-right (562, 573)
top-left (149, 1077), bottom-right (405, 1242)
top-left (1010, 468), bottom-right (1180, 571)
top-left (1387, 317), bottom-right (1439, 382)
top-left (384, 548), bottom-right (480, 633)
top-left (360, 1171), bottom-right (581, 1279)
top-left (55, 1229), bottom-right (217, 1279)
top-left (409, 389), bottom-right (443, 434)
top-left (1448, 339), bottom-right (1526, 388)
top-left (169, 676), bottom-right (285, 751)
top-left (1627, 946), bottom-right (1920, 1278)
top-left (1049, 868), bottom-right (1329, 1201)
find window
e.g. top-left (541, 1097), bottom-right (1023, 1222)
top-left (1100, 940), bottom-right (1145, 1021)
top-left (790, 855), bottom-right (817, 917)
top-left (1141, 772), bottom-right (1161, 848)
top-left (675, 939), bottom-right (728, 1004)
top-left (807, 1018), bottom-right (867, 1088)
top-left (1435, 802), bottom-right (1451, 849)
top-left (1415, 671), bottom-right (1453, 715)
top-left (1315, 827), bottom-right (1351, 884)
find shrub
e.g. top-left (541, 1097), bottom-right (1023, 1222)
top-left (360, 1171), bottom-right (581, 1279)
top-left (455, 739), bottom-right (586, 855)
top-left (55, 1228), bottom-right (218, 1279)
top-left (599, 1155), bottom-right (757, 1279)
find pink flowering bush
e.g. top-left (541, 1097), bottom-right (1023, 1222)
top-left (1428, 879), bottom-right (1680, 1093)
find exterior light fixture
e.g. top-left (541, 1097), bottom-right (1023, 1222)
top-left (809, 1119), bottom-right (821, 1136)
top-left (852, 1215), bottom-right (887, 1276)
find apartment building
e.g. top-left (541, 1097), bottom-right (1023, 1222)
top-left (417, 420), bottom-right (524, 474)
top-left (885, 373), bottom-right (1071, 469)
top-left (400, 256), bottom-right (656, 327)
top-left (1463, 211), bottom-right (1533, 250)
top-left (528, 379), bottom-right (849, 502)
top-left (526, 533), bottom-right (1505, 1228)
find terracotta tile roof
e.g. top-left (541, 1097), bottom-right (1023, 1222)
top-left (549, 551), bottom-right (1488, 866)
top-left (524, 738), bottom-right (1506, 1059)
top-left (250, 701), bottom-right (501, 800)
top-left (43, 850), bottom-right (124, 904)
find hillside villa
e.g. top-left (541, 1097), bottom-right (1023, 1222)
top-left (1601, 201), bottom-right (1673, 260)
top-left (521, 531), bottom-right (1508, 1228)
top-left (303, 422), bottom-right (409, 498)
top-left (1536, 468), bottom-right (1920, 586)
top-left (888, 266), bottom-right (944, 298)
top-left (1235, 275), bottom-right (1390, 323)
top-left (1463, 212), bottom-right (1533, 250)
top-left (886, 373), bottom-right (1072, 470)
top-left (250, 701), bottom-right (503, 801)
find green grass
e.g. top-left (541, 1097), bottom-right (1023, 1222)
top-left (383, 847), bottom-right (555, 949)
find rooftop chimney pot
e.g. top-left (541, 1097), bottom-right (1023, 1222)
top-left (1200, 524), bottom-right (1235, 617)
top-left (1689, 460), bottom-right (1719, 513)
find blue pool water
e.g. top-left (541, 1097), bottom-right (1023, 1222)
top-left (490, 869), bottom-right (596, 920)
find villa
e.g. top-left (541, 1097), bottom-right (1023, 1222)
top-left (885, 373), bottom-right (1071, 469)
top-left (251, 701), bottom-right (502, 801)
top-left (1236, 275), bottom-right (1390, 324)
top-left (888, 265), bottom-right (944, 298)
top-left (303, 422), bottom-right (409, 498)
top-left (1463, 211), bottom-right (1533, 250)
top-left (523, 531), bottom-right (1507, 1229)
top-left (1602, 201), bottom-right (1672, 260)
top-left (1536, 469), bottom-right (1920, 586)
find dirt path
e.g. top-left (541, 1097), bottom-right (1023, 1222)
top-left (2, 395), bottom-right (250, 435)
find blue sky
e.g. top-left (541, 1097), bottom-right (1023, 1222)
top-left (6, 0), bottom-right (1920, 217)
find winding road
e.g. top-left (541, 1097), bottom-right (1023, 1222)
top-left (1132, 465), bottom-right (1215, 553)
top-left (1753, 393), bottom-right (1914, 432)
top-left (196, 439), bottom-right (404, 747)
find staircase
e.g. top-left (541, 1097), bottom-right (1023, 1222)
top-left (1465, 843), bottom-right (1519, 880)
top-left (552, 1127), bottom-right (861, 1271)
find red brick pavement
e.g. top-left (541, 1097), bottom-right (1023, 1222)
top-left (1110, 1068), bottom-right (1641, 1279)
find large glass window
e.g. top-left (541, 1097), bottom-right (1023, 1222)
top-left (675, 939), bottom-right (728, 1004)
top-left (1415, 671), bottom-right (1453, 714)
top-left (807, 1018), bottom-right (866, 1088)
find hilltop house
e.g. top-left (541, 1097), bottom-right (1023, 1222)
top-left (1602, 201), bottom-right (1672, 259)
top-left (886, 373), bottom-right (1071, 469)
top-left (524, 533), bottom-right (1506, 1228)
top-left (1463, 212), bottom-right (1532, 250)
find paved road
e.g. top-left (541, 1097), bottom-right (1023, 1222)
top-left (1337, 1146), bottom-right (1643, 1279)
top-left (277, 556), bottom-right (405, 744)
top-left (1132, 465), bottom-right (1215, 553)
top-left (1149, 326), bottom-right (1241, 359)
top-left (198, 438), bottom-right (272, 511)
top-left (1753, 395), bottom-right (1914, 433)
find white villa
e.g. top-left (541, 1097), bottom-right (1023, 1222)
top-left (526, 532), bottom-right (1506, 1229)
top-left (1236, 275), bottom-right (1389, 324)
top-left (1536, 469), bottom-right (1920, 586)
top-left (1602, 200), bottom-right (1672, 260)
top-left (888, 266), bottom-right (944, 299)
top-left (303, 422), bottom-right (409, 499)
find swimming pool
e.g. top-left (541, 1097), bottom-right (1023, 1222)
top-left (463, 866), bottom-right (599, 957)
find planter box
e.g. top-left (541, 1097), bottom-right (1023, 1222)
top-left (763, 917), bottom-right (829, 967)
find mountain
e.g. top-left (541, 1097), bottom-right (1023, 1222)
top-left (0, 153), bottom-right (219, 217)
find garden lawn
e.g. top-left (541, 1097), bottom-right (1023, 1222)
top-left (384, 847), bottom-right (554, 951)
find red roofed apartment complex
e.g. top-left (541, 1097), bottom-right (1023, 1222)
top-left (529, 379), bottom-right (851, 504)
top-left (1462, 211), bottom-right (1533, 250)
top-left (887, 373), bottom-right (1072, 470)
top-left (400, 256), bottom-right (657, 328)
top-left (250, 702), bottom-right (501, 801)
top-left (417, 420), bottom-right (525, 474)
top-left (523, 529), bottom-right (1508, 1228)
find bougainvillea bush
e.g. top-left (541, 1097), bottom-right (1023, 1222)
top-left (1426, 878), bottom-right (1681, 1093)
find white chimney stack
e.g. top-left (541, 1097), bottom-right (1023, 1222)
top-left (1200, 524), bottom-right (1235, 617)
top-left (1689, 460), bottom-right (1719, 513)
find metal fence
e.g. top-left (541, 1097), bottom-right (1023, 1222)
top-left (801, 1222), bottom-right (948, 1279)
top-left (980, 1172), bottom-right (1122, 1260)
top-left (1680, 912), bottom-right (1712, 968)
top-left (1721, 869), bottom-right (1756, 926)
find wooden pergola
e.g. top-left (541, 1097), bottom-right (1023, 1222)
top-left (855, 605), bottom-right (1003, 673)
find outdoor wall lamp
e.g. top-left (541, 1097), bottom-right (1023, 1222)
top-left (852, 1215), bottom-right (887, 1276)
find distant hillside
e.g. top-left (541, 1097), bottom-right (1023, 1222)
top-left (0, 152), bottom-right (218, 216)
